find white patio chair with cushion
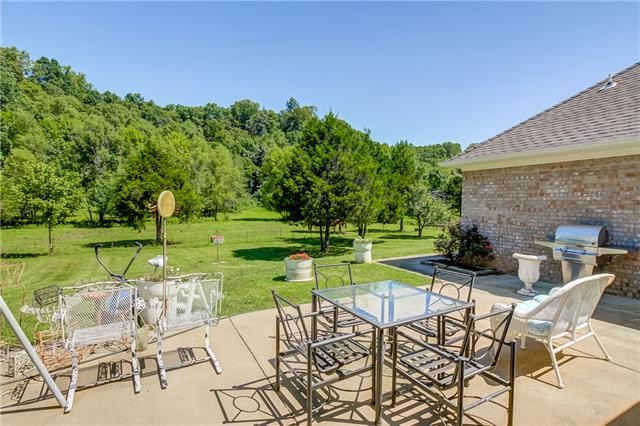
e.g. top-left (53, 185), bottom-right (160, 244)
top-left (491, 273), bottom-right (615, 388)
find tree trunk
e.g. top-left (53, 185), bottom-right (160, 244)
top-left (417, 218), bottom-right (424, 237)
top-left (87, 208), bottom-right (93, 224)
top-left (48, 220), bottom-right (53, 254)
top-left (323, 222), bottom-right (331, 253)
top-left (99, 211), bottom-right (105, 225)
top-left (155, 211), bottom-right (162, 243)
top-left (400, 216), bottom-right (404, 232)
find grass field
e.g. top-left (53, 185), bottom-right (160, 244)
top-left (1, 207), bottom-right (440, 340)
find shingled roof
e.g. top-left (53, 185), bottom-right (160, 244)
top-left (443, 63), bottom-right (640, 171)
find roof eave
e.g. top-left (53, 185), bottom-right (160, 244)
top-left (441, 137), bottom-right (640, 171)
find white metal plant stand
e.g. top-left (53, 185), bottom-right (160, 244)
top-left (152, 272), bottom-right (224, 389)
top-left (59, 282), bottom-right (142, 412)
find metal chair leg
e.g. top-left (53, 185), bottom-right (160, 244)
top-left (274, 318), bottom-right (281, 392)
top-left (64, 348), bottom-right (79, 414)
top-left (508, 341), bottom-right (516, 426)
top-left (131, 328), bottom-right (141, 394)
top-left (205, 323), bottom-right (223, 374)
top-left (156, 328), bottom-right (168, 389)
top-left (456, 359), bottom-right (465, 426)
top-left (306, 345), bottom-right (313, 426)
top-left (371, 330), bottom-right (377, 405)
top-left (391, 329), bottom-right (398, 407)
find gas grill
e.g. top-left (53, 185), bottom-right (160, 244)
top-left (535, 225), bottom-right (629, 283)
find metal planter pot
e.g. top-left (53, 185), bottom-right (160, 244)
top-left (284, 258), bottom-right (314, 282)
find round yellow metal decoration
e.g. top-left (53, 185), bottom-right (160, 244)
top-left (157, 190), bottom-right (175, 218)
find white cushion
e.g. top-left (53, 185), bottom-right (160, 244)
top-left (527, 319), bottom-right (554, 337)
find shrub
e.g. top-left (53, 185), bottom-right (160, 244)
top-left (434, 222), bottom-right (495, 266)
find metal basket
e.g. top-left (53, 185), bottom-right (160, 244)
top-left (0, 344), bottom-right (34, 378)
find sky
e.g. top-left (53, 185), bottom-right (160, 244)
top-left (1, 1), bottom-right (639, 149)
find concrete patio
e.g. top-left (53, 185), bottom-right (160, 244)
top-left (1, 259), bottom-right (639, 425)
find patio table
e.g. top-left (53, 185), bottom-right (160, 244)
top-left (312, 280), bottom-right (473, 425)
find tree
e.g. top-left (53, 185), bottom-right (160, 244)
top-left (12, 160), bottom-right (85, 253)
top-left (348, 141), bottom-right (386, 238)
top-left (190, 139), bottom-right (246, 220)
top-left (262, 113), bottom-right (379, 253)
top-left (114, 132), bottom-right (200, 241)
top-left (230, 99), bottom-right (260, 131)
top-left (386, 140), bottom-right (419, 231)
top-left (406, 184), bottom-right (451, 237)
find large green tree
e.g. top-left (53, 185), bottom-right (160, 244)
top-left (406, 181), bottom-right (452, 237)
top-left (262, 113), bottom-right (384, 252)
top-left (11, 160), bottom-right (85, 253)
top-left (190, 139), bottom-right (247, 220)
top-left (114, 132), bottom-right (200, 241)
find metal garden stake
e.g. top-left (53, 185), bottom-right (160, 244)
top-left (157, 190), bottom-right (175, 318)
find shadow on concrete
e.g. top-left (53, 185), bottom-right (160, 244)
top-left (608, 401), bottom-right (640, 426)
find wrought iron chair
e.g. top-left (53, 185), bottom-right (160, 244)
top-left (272, 290), bottom-right (373, 425)
top-left (391, 305), bottom-right (516, 426)
top-left (407, 266), bottom-right (476, 345)
top-left (58, 282), bottom-right (142, 413)
top-left (313, 263), bottom-right (367, 332)
top-left (153, 272), bottom-right (224, 389)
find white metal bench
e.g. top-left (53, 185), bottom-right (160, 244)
top-left (152, 273), bottom-right (224, 388)
top-left (59, 282), bottom-right (142, 412)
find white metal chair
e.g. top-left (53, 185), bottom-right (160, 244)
top-left (58, 282), bottom-right (141, 413)
top-left (153, 273), bottom-right (224, 389)
top-left (491, 273), bottom-right (615, 388)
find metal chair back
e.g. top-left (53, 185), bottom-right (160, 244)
top-left (314, 263), bottom-right (354, 290)
top-left (163, 273), bottom-right (224, 331)
top-left (459, 305), bottom-right (514, 374)
top-left (430, 266), bottom-right (476, 323)
top-left (272, 290), bottom-right (310, 354)
top-left (429, 266), bottom-right (475, 302)
top-left (59, 282), bottom-right (137, 349)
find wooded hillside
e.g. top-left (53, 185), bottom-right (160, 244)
top-left (0, 46), bottom-right (462, 251)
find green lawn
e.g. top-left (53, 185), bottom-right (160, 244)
top-left (1, 207), bottom-right (440, 341)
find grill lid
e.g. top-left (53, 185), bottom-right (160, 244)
top-left (554, 225), bottom-right (608, 247)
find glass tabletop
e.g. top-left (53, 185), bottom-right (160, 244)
top-left (312, 280), bottom-right (473, 329)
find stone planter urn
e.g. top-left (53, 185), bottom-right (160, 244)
top-left (284, 254), bottom-right (314, 282)
top-left (512, 253), bottom-right (547, 296)
top-left (353, 238), bottom-right (373, 264)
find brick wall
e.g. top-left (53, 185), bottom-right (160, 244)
top-left (461, 155), bottom-right (640, 298)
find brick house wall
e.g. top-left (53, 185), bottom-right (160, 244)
top-left (461, 155), bottom-right (640, 298)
